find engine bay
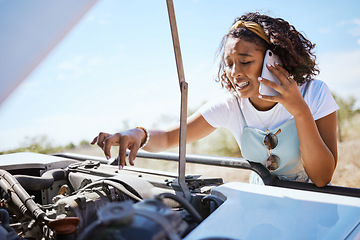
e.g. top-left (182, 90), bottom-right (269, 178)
top-left (0, 152), bottom-right (224, 240)
top-left (1, 152), bottom-right (360, 240)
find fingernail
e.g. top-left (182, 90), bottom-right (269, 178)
top-left (258, 77), bottom-right (263, 81)
top-left (258, 95), bottom-right (263, 98)
top-left (119, 165), bottom-right (123, 170)
top-left (275, 62), bottom-right (279, 65)
top-left (267, 63), bottom-right (271, 67)
top-left (106, 156), bottom-right (110, 160)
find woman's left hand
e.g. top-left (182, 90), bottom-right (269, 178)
top-left (258, 63), bottom-right (308, 118)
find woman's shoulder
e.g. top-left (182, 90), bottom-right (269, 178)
top-left (301, 79), bottom-right (332, 99)
top-left (302, 79), bottom-right (339, 120)
top-left (201, 92), bottom-right (238, 109)
top-left (198, 92), bottom-right (241, 120)
top-left (301, 79), bottom-right (327, 91)
top-left (309, 79), bottom-right (328, 88)
top-left (198, 92), bottom-right (240, 128)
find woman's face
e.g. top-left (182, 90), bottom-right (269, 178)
top-left (224, 36), bottom-right (265, 99)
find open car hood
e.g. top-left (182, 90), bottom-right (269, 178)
top-left (0, 0), bottom-right (98, 105)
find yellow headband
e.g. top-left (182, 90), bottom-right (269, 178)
top-left (229, 20), bottom-right (271, 45)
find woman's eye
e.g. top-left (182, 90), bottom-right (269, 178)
top-left (225, 61), bottom-right (252, 68)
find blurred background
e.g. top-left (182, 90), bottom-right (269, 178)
top-left (1, 0), bottom-right (359, 187)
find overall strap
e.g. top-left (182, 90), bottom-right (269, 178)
top-left (235, 96), bottom-right (248, 127)
top-left (302, 81), bottom-right (310, 98)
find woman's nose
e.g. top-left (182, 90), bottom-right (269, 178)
top-left (231, 63), bottom-right (243, 78)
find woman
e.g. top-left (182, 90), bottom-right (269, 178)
top-left (91, 12), bottom-right (338, 187)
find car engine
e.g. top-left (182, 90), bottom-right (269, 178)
top-left (0, 152), bottom-right (224, 240)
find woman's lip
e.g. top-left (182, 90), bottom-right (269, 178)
top-left (235, 81), bottom-right (250, 89)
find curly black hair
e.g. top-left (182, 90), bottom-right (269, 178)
top-left (217, 12), bottom-right (319, 93)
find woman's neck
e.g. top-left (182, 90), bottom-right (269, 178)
top-left (249, 97), bottom-right (277, 111)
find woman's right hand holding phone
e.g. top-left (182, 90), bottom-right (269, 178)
top-left (91, 128), bottom-right (146, 169)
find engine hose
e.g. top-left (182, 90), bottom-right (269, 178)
top-left (201, 195), bottom-right (224, 213)
top-left (15, 169), bottom-right (66, 191)
top-left (0, 169), bottom-right (51, 223)
top-left (77, 180), bottom-right (143, 202)
top-left (156, 192), bottom-right (203, 223)
top-left (0, 180), bottom-right (27, 214)
top-left (201, 195), bottom-right (224, 207)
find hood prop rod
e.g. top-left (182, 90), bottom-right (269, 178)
top-left (166, 0), bottom-right (191, 201)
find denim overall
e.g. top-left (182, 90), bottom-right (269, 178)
top-left (237, 83), bottom-right (310, 184)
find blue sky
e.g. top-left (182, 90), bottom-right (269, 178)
top-left (1, 0), bottom-right (360, 151)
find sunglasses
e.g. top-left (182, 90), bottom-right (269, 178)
top-left (264, 128), bottom-right (281, 172)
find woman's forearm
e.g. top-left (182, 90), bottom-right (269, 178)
top-left (295, 109), bottom-right (337, 187)
top-left (142, 129), bottom-right (177, 152)
top-left (143, 113), bottom-right (216, 153)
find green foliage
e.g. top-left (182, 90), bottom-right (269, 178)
top-left (332, 92), bottom-right (360, 141)
top-left (332, 92), bottom-right (359, 122)
top-left (79, 140), bottom-right (91, 147)
top-left (0, 136), bottom-right (92, 155)
top-left (65, 142), bottom-right (76, 149)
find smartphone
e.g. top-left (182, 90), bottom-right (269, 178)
top-left (259, 49), bottom-right (283, 96)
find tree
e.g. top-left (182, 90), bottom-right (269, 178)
top-left (332, 92), bottom-right (359, 141)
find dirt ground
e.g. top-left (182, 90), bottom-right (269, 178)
top-left (332, 139), bottom-right (360, 188)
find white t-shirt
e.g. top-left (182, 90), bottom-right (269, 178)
top-left (199, 79), bottom-right (339, 148)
